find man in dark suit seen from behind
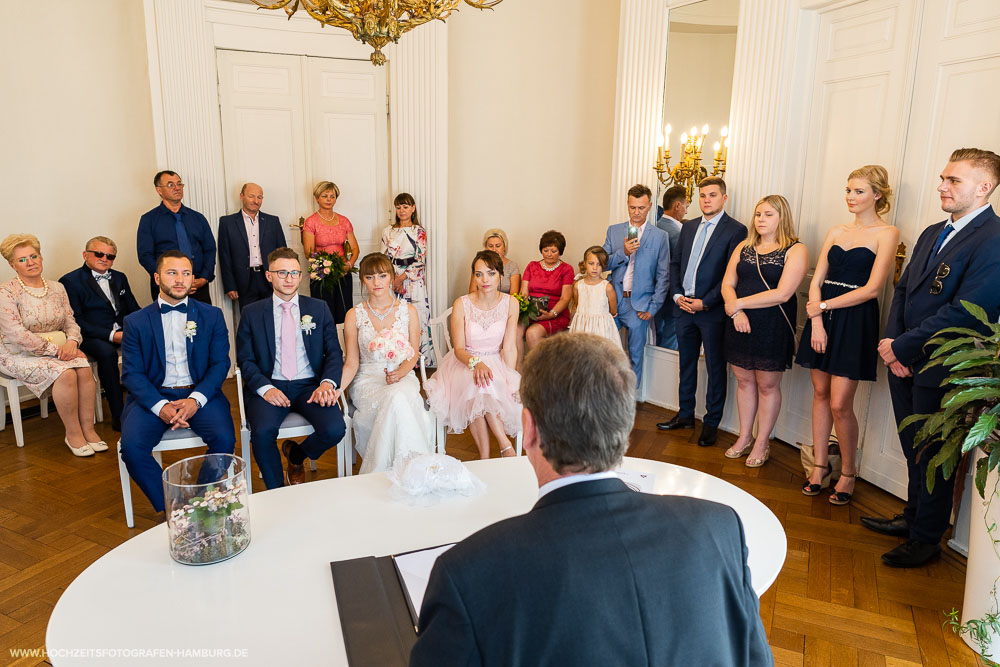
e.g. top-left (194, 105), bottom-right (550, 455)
top-left (411, 333), bottom-right (772, 667)
top-left (658, 177), bottom-right (747, 446)
top-left (137, 170), bottom-right (217, 304)
top-left (654, 184), bottom-right (690, 350)
top-left (218, 182), bottom-right (287, 311)
top-left (236, 247), bottom-right (345, 488)
top-left (863, 148), bottom-right (1000, 568)
top-left (59, 236), bottom-right (141, 431)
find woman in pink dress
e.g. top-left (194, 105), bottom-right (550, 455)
top-left (519, 230), bottom-right (574, 365)
top-left (302, 181), bottom-right (360, 324)
top-left (426, 250), bottom-right (521, 459)
top-left (0, 235), bottom-right (107, 457)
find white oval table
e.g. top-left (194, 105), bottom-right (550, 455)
top-left (47, 456), bottom-right (786, 666)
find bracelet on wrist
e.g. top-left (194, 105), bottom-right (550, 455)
top-left (730, 310), bottom-right (742, 319)
top-left (468, 356), bottom-right (481, 370)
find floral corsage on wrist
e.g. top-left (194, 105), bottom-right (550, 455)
top-left (184, 321), bottom-right (197, 340)
top-left (468, 355), bottom-right (481, 370)
top-left (300, 314), bottom-right (316, 335)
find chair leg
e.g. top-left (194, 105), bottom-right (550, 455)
top-left (91, 363), bottom-right (104, 423)
top-left (118, 441), bottom-right (135, 528)
top-left (240, 427), bottom-right (253, 495)
top-left (515, 431), bottom-right (523, 456)
top-left (0, 383), bottom-right (7, 432)
top-left (9, 389), bottom-right (24, 448)
top-left (309, 458), bottom-right (318, 472)
top-left (39, 396), bottom-right (48, 419)
top-left (437, 420), bottom-right (446, 455)
top-left (344, 420), bottom-right (354, 477)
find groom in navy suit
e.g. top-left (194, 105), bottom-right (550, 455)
top-left (120, 250), bottom-right (235, 513)
top-left (602, 184), bottom-right (670, 389)
top-left (236, 247), bottom-right (345, 488)
top-left (658, 177), bottom-right (746, 446)
top-left (863, 148), bottom-right (1000, 568)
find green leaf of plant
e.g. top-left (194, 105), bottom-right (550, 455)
top-left (948, 378), bottom-right (1000, 387)
top-left (943, 348), bottom-right (995, 367)
top-left (975, 455), bottom-right (990, 497)
top-left (929, 336), bottom-right (979, 359)
top-left (899, 413), bottom-right (931, 432)
top-left (951, 358), bottom-right (1000, 372)
top-left (962, 300), bottom-right (993, 328)
top-left (945, 387), bottom-right (1000, 409)
top-left (963, 413), bottom-right (1000, 453)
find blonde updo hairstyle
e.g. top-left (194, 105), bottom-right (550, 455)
top-left (312, 181), bottom-right (341, 200)
top-left (482, 229), bottom-right (509, 257)
top-left (848, 165), bottom-right (893, 216)
top-left (1, 234), bottom-right (41, 263)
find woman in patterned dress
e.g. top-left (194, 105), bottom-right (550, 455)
top-left (303, 181), bottom-right (359, 324)
top-left (380, 193), bottom-right (433, 364)
top-left (0, 234), bottom-right (107, 457)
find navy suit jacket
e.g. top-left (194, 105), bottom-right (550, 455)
top-left (59, 265), bottom-right (140, 342)
top-left (121, 300), bottom-right (230, 411)
top-left (602, 222), bottom-right (670, 314)
top-left (137, 202), bottom-right (217, 281)
top-left (670, 212), bottom-right (747, 320)
top-left (887, 205), bottom-right (1000, 387)
top-left (217, 211), bottom-right (286, 294)
top-left (235, 295), bottom-right (343, 394)
top-left (411, 478), bottom-right (772, 667)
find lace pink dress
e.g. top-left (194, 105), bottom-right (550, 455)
top-left (426, 294), bottom-right (521, 435)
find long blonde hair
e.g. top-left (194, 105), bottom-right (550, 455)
top-left (747, 195), bottom-right (798, 249)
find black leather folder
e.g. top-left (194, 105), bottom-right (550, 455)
top-left (330, 556), bottom-right (417, 667)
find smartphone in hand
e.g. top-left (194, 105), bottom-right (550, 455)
top-left (627, 225), bottom-right (639, 241)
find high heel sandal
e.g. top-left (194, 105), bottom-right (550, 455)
top-left (724, 440), bottom-right (753, 459)
top-left (829, 472), bottom-right (857, 506)
top-left (499, 444), bottom-right (516, 458)
top-left (802, 462), bottom-right (832, 496)
top-left (745, 446), bottom-right (770, 468)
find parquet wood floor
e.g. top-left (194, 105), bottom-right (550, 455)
top-left (0, 381), bottom-right (985, 666)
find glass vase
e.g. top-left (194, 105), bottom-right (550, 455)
top-left (163, 453), bottom-right (251, 565)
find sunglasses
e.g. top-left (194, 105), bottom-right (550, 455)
top-left (930, 263), bottom-right (950, 295)
top-left (88, 251), bottom-right (117, 260)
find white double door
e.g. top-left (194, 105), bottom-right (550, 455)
top-left (216, 49), bottom-right (390, 303)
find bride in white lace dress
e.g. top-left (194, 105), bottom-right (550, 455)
top-left (339, 254), bottom-right (434, 473)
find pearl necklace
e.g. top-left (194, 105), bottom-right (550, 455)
top-left (539, 260), bottom-right (561, 272)
top-left (367, 298), bottom-right (396, 321)
top-left (317, 210), bottom-right (337, 222)
top-left (17, 276), bottom-right (49, 299)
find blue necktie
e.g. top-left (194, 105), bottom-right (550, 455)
top-left (160, 302), bottom-right (188, 314)
top-left (682, 221), bottom-right (711, 296)
top-left (173, 212), bottom-right (194, 259)
top-left (924, 223), bottom-right (954, 271)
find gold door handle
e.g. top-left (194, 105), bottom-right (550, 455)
top-left (894, 242), bottom-right (907, 285)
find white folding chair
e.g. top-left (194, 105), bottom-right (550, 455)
top-left (117, 428), bottom-right (251, 528)
top-left (0, 372), bottom-right (49, 448)
top-left (87, 350), bottom-right (122, 423)
top-left (234, 368), bottom-right (354, 482)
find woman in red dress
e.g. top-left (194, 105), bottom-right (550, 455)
top-left (519, 230), bottom-right (574, 365)
top-left (302, 181), bottom-right (360, 324)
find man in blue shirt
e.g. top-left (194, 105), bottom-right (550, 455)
top-left (137, 170), bottom-right (217, 303)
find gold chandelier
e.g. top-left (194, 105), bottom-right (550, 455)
top-left (251, 0), bottom-right (505, 66)
top-left (654, 124), bottom-right (728, 200)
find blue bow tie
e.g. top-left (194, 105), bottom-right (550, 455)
top-left (160, 302), bottom-right (188, 314)
top-left (94, 273), bottom-right (111, 281)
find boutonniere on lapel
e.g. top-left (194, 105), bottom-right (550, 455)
top-left (300, 315), bottom-right (316, 335)
top-left (184, 321), bottom-right (197, 340)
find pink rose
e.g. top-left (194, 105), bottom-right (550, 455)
top-left (386, 350), bottom-right (397, 361)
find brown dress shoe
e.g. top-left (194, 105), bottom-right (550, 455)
top-left (282, 440), bottom-right (305, 485)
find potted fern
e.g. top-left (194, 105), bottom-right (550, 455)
top-left (901, 300), bottom-right (1000, 664)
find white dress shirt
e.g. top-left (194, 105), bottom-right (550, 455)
top-left (538, 471), bottom-right (620, 498)
top-left (151, 297), bottom-right (207, 416)
top-left (92, 270), bottom-right (121, 341)
top-left (674, 210), bottom-right (725, 303)
top-left (940, 203), bottom-right (991, 252)
top-left (256, 295), bottom-right (338, 397)
top-left (242, 210), bottom-right (263, 268)
top-left (622, 221), bottom-right (648, 293)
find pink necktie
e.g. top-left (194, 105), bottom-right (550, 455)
top-left (280, 301), bottom-right (298, 379)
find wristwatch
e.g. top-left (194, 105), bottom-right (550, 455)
top-left (819, 301), bottom-right (828, 311)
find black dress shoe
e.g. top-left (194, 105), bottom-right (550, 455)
top-left (656, 416), bottom-right (695, 431)
top-left (698, 424), bottom-right (718, 446)
top-left (860, 514), bottom-right (909, 537)
top-left (111, 417), bottom-right (122, 432)
top-left (881, 539), bottom-right (941, 568)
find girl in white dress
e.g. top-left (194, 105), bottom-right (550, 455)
top-left (569, 246), bottom-right (622, 349)
top-left (340, 253), bottom-right (434, 473)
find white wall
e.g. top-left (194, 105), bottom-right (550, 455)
top-left (446, 0), bottom-right (621, 302)
top-left (0, 2), bottom-right (157, 301)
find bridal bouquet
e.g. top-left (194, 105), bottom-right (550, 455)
top-left (368, 326), bottom-right (415, 372)
top-left (306, 239), bottom-right (358, 292)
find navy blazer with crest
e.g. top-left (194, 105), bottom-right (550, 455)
top-left (669, 212), bottom-right (747, 319)
top-left (887, 205), bottom-right (1000, 387)
top-left (217, 210), bottom-right (286, 295)
top-left (235, 294), bottom-right (343, 394)
top-left (411, 477), bottom-right (772, 666)
top-left (121, 299), bottom-right (231, 411)
top-left (59, 265), bottom-right (141, 341)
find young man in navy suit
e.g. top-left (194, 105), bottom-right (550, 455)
top-left (120, 250), bottom-right (235, 513)
top-left (137, 170), bottom-right (217, 303)
top-left (236, 247), bottom-right (345, 488)
top-left (411, 334), bottom-right (772, 667)
top-left (59, 236), bottom-right (140, 431)
top-left (218, 183), bottom-right (287, 311)
top-left (863, 148), bottom-right (1000, 568)
top-left (602, 184), bottom-right (670, 389)
top-left (658, 177), bottom-right (747, 446)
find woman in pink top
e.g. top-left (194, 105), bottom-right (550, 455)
top-left (302, 181), bottom-right (360, 324)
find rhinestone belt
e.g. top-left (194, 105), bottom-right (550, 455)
top-left (823, 279), bottom-right (861, 289)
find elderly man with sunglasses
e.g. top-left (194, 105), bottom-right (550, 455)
top-left (60, 236), bottom-right (141, 431)
top-left (865, 148), bottom-right (1000, 568)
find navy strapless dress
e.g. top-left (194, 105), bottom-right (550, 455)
top-left (795, 245), bottom-right (879, 381)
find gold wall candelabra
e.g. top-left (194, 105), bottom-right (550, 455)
top-left (654, 124), bottom-right (728, 199)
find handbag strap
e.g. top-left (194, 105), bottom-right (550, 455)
top-left (753, 247), bottom-right (796, 338)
